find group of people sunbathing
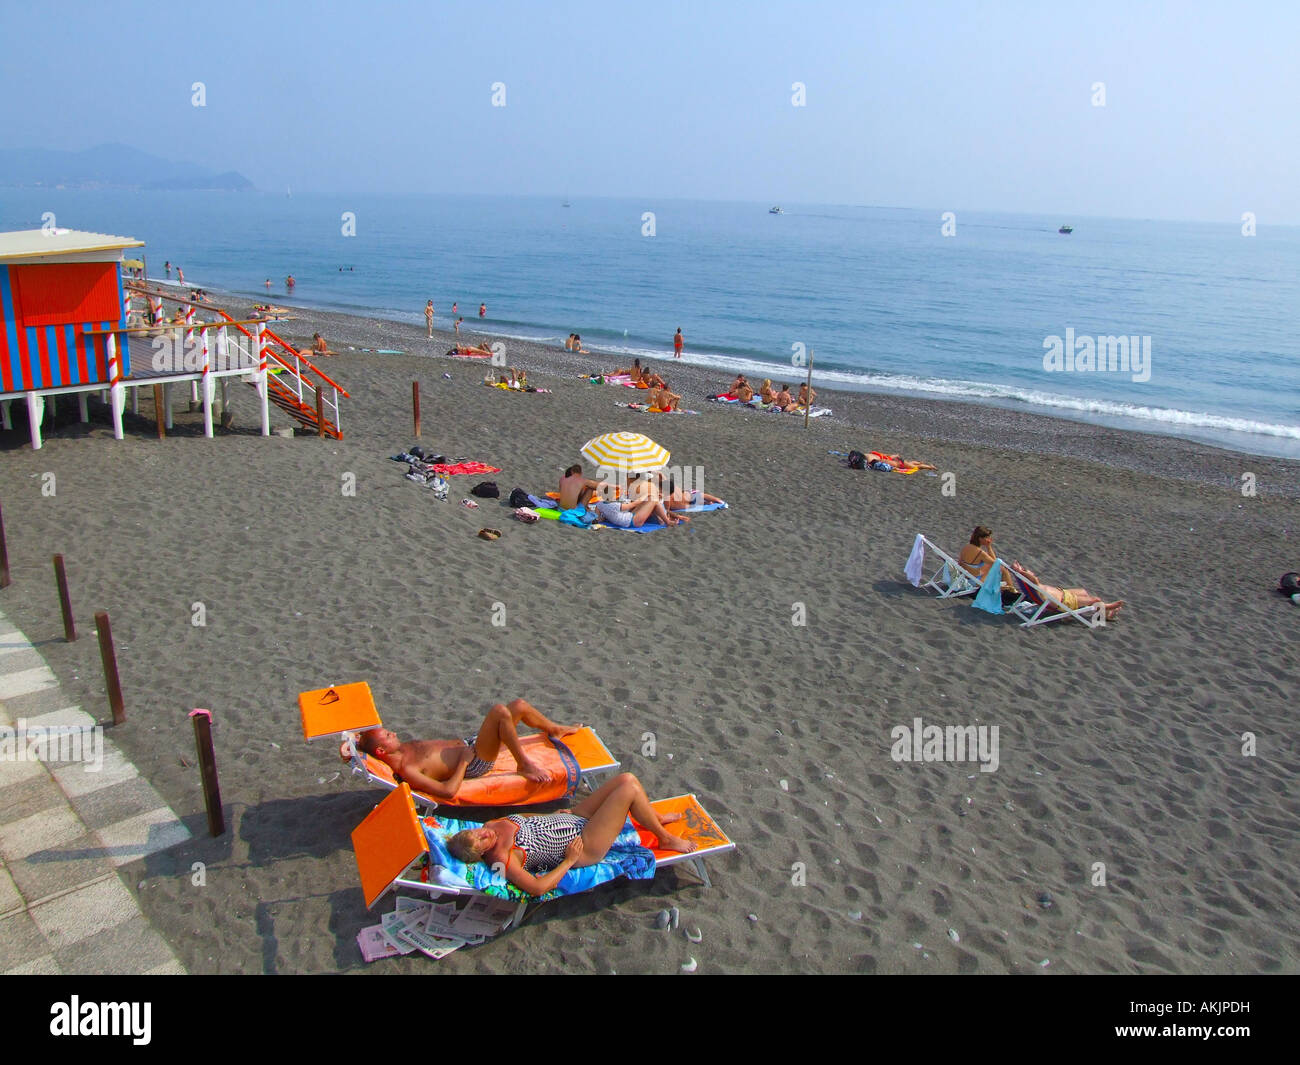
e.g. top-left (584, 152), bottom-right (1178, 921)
top-left (557, 464), bottom-right (724, 527)
top-left (607, 360), bottom-right (683, 410)
top-left (721, 374), bottom-right (815, 412)
top-left (353, 699), bottom-right (695, 897)
top-left (958, 525), bottom-right (1124, 620)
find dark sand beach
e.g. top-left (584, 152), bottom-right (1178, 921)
top-left (1, 292), bottom-right (1297, 974)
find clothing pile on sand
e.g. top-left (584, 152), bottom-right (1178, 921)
top-left (390, 447), bottom-right (502, 500)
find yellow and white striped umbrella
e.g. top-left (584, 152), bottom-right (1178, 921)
top-left (580, 431), bottom-right (670, 472)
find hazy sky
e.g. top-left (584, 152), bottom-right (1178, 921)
top-left (4, 0), bottom-right (1297, 222)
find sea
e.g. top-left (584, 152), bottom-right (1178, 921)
top-left (3, 189), bottom-right (1297, 458)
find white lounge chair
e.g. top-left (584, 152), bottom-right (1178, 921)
top-left (907, 534), bottom-right (986, 598)
top-left (1005, 567), bottom-right (1106, 629)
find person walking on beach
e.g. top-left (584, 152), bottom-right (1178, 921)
top-left (454, 317), bottom-right (463, 340)
top-left (425, 300), bottom-right (434, 338)
top-left (176, 267), bottom-right (184, 285)
top-left (479, 302), bottom-right (486, 318)
top-left (673, 327), bottom-right (683, 359)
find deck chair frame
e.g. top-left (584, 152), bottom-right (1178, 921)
top-left (1006, 568), bottom-right (1106, 629)
top-left (916, 535), bottom-right (985, 599)
top-left (353, 784), bottom-right (735, 930)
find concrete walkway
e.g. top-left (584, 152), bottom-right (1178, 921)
top-left (0, 607), bottom-right (189, 974)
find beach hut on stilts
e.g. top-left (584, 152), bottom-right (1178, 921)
top-left (0, 228), bottom-right (347, 448)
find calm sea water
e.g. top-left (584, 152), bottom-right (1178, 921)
top-left (4, 190), bottom-right (1297, 457)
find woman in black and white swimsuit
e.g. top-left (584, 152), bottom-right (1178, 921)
top-left (447, 772), bottom-right (697, 897)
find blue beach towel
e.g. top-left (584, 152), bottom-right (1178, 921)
top-left (972, 560), bottom-right (1004, 614)
top-left (558, 507), bottom-right (596, 527)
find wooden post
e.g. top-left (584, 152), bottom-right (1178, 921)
top-left (316, 385), bottom-right (325, 437)
top-left (53, 554), bottom-right (75, 641)
top-left (189, 710), bottom-right (225, 837)
top-left (153, 384), bottom-right (166, 438)
top-left (412, 381), bottom-right (421, 439)
top-left (0, 497), bottom-right (10, 588)
top-left (94, 610), bottom-right (125, 725)
top-left (803, 348), bottom-right (814, 429)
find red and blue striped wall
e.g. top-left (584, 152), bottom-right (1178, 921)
top-left (0, 263), bottom-right (131, 395)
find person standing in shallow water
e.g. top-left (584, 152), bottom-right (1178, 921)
top-left (673, 327), bottom-right (683, 359)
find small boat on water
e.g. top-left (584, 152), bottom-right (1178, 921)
top-left (1059, 224), bottom-right (1073, 234)
top-left (770, 206), bottom-right (783, 215)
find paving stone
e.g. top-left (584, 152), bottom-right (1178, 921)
top-left (0, 772), bottom-right (65, 827)
top-left (96, 808), bottom-right (192, 866)
top-left (7, 834), bottom-right (117, 906)
top-left (0, 909), bottom-right (52, 970)
top-left (53, 914), bottom-right (176, 975)
top-left (0, 666), bottom-right (59, 701)
top-left (70, 778), bottom-right (170, 832)
top-left (30, 875), bottom-right (138, 950)
top-left (3, 953), bottom-right (62, 975)
top-left (51, 744), bottom-right (138, 798)
top-left (0, 804), bottom-right (83, 862)
top-left (0, 862), bottom-right (20, 915)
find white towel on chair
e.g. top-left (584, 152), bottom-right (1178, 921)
top-left (904, 534), bottom-right (926, 587)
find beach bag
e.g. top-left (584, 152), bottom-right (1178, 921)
top-left (870, 460), bottom-right (894, 472)
top-left (848, 450), bottom-right (867, 470)
top-left (513, 507), bottom-right (540, 523)
top-left (508, 488), bottom-right (530, 508)
top-left (471, 482), bottom-right (500, 498)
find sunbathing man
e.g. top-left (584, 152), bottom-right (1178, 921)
top-left (794, 382), bottom-right (817, 409)
top-left (651, 383), bottom-right (681, 411)
top-left (447, 772), bottom-right (696, 897)
top-left (733, 376), bottom-right (755, 402)
top-left (642, 366), bottom-right (666, 389)
top-left (558, 464), bottom-right (611, 509)
top-left (1009, 561), bottom-right (1125, 621)
top-left (354, 699), bottom-right (581, 796)
top-left (773, 384), bottom-right (797, 411)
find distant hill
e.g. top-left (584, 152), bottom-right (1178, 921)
top-left (0, 143), bottom-right (254, 191)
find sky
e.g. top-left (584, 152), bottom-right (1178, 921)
top-left (2, 0), bottom-right (1297, 223)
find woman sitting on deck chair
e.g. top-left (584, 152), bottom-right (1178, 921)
top-left (959, 526), bottom-right (1017, 593)
top-left (447, 773), bottom-right (696, 897)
